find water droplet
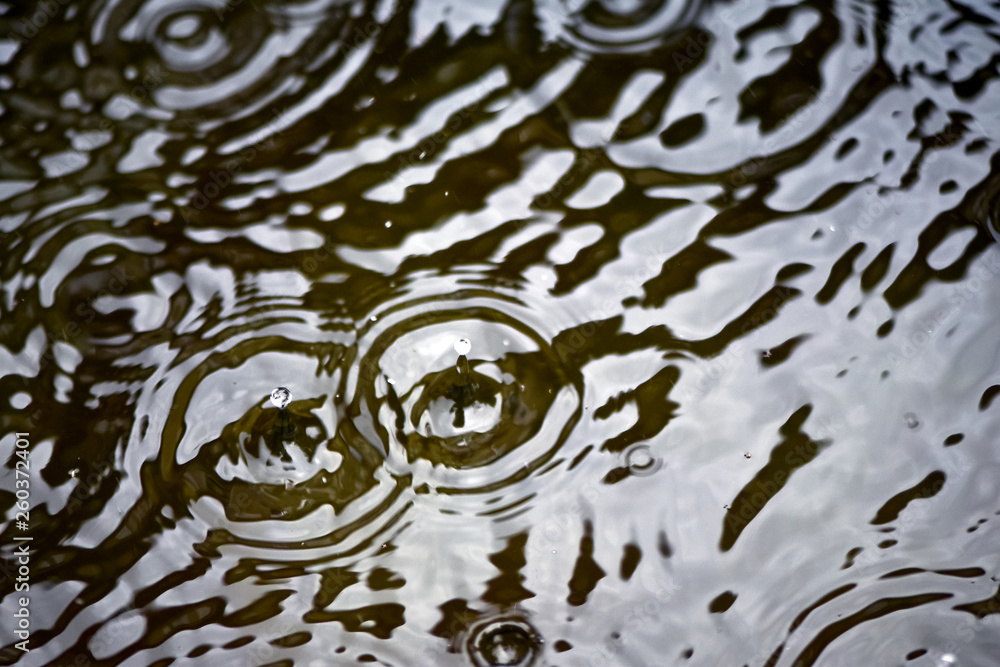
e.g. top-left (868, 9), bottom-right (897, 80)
top-left (904, 412), bottom-right (920, 429)
top-left (468, 618), bottom-right (540, 667)
top-left (384, 220), bottom-right (392, 228)
top-left (454, 337), bottom-right (471, 355)
top-left (270, 387), bottom-right (291, 409)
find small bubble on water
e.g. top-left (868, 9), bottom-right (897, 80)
top-left (904, 412), bottom-right (920, 429)
top-left (454, 337), bottom-right (471, 355)
top-left (624, 443), bottom-right (661, 476)
top-left (270, 387), bottom-right (291, 409)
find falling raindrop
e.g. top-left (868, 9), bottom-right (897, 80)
top-left (270, 387), bottom-right (291, 409)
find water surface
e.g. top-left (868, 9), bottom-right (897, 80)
top-left (2, 0), bottom-right (1000, 665)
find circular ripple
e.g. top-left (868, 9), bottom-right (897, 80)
top-left (110, 279), bottom-right (377, 526)
top-left (86, 0), bottom-right (356, 118)
top-left (624, 443), bottom-right (663, 477)
top-left (91, 0), bottom-right (261, 95)
top-left (542, 0), bottom-right (703, 56)
top-left (150, 7), bottom-right (230, 73)
top-left (467, 617), bottom-right (542, 667)
top-left (347, 278), bottom-right (583, 497)
top-left (221, 389), bottom-right (339, 489)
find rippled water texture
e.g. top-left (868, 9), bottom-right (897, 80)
top-left (2, 0), bottom-right (1000, 665)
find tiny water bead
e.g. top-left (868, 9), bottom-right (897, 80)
top-left (455, 337), bottom-right (472, 355)
top-left (270, 386), bottom-right (291, 409)
top-left (468, 618), bottom-right (541, 667)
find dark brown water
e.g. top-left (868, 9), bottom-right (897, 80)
top-left (2, 0), bottom-right (1000, 665)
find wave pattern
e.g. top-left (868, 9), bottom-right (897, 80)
top-left (2, 0), bottom-right (1000, 665)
